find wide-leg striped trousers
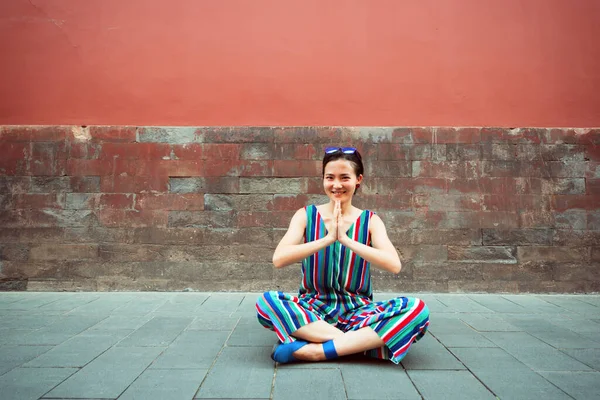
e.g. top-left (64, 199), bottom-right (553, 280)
top-left (256, 291), bottom-right (430, 364)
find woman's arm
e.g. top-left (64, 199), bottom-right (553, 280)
top-left (272, 208), bottom-right (336, 269)
top-left (338, 214), bottom-right (402, 274)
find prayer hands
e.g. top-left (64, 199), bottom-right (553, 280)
top-left (325, 201), bottom-right (350, 245)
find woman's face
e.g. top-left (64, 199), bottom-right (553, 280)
top-left (323, 159), bottom-right (363, 203)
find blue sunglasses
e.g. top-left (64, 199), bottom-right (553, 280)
top-left (324, 146), bottom-right (357, 154)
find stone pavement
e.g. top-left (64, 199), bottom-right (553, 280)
top-left (0, 292), bottom-right (599, 400)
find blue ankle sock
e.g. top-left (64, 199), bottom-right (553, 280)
top-left (271, 340), bottom-right (309, 363)
top-left (322, 340), bottom-right (338, 360)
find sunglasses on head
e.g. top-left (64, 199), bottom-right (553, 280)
top-left (324, 146), bottom-right (357, 154)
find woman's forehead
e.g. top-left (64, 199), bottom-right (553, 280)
top-left (324, 159), bottom-right (356, 175)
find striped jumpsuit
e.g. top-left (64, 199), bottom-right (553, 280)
top-left (256, 205), bottom-right (430, 364)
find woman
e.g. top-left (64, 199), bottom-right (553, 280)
top-left (256, 147), bottom-right (430, 364)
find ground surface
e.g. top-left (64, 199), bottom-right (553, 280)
top-left (1, 292), bottom-right (599, 399)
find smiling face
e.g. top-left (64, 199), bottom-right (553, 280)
top-left (323, 159), bottom-right (363, 203)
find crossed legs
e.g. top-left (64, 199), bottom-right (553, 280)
top-left (290, 320), bottom-right (384, 361)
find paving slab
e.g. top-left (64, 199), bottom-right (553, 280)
top-left (407, 370), bottom-right (496, 400)
top-left (195, 346), bottom-right (274, 399)
top-left (539, 371), bottom-right (600, 400)
top-left (118, 368), bottom-right (208, 400)
top-left (400, 333), bottom-right (466, 370)
top-left (273, 368), bottom-right (346, 400)
top-left (150, 330), bottom-right (229, 369)
top-left (433, 294), bottom-right (494, 313)
top-left (561, 348), bottom-right (600, 370)
top-left (450, 347), bottom-right (572, 400)
top-left (483, 331), bottom-right (592, 371)
top-left (502, 295), bottom-right (565, 313)
top-left (467, 294), bottom-right (529, 313)
top-left (0, 345), bottom-right (53, 375)
top-left (458, 313), bottom-right (520, 332)
top-left (0, 367), bottom-right (77, 400)
top-left (228, 319), bottom-right (278, 347)
top-left (5, 315), bottom-right (107, 346)
top-left (340, 360), bottom-right (421, 400)
top-left (188, 313), bottom-right (240, 331)
top-left (43, 346), bottom-right (165, 399)
top-left (22, 330), bottom-right (132, 367)
top-left (116, 316), bottom-right (193, 347)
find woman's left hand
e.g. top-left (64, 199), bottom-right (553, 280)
top-left (335, 201), bottom-right (351, 244)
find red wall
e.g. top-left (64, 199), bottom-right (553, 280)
top-left (1, 0), bottom-right (599, 127)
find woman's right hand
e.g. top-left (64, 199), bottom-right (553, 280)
top-left (324, 201), bottom-right (341, 245)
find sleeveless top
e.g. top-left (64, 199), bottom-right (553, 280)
top-left (300, 204), bottom-right (375, 303)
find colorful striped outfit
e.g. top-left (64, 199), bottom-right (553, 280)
top-left (256, 205), bottom-right (430, 364)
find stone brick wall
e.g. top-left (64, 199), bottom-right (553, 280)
top-left (0, 126), bottom-right (598, 293)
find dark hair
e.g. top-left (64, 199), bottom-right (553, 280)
top-left (322, 149), bottom-right (364, 177)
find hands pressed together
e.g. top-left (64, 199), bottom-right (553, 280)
top-left (325, 200), bottom-right (351, 245)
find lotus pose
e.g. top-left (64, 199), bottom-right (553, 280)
top-left (256, 147), bottom-right (430, 363)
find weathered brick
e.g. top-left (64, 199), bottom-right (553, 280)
top-left (395, 245), bottom-right (445, 263)
top-left (200, 127), bottom-right (274, 143)
top-left (236, 211), bottom-right (294, 228)
top-left (63, 227), bottom-right (132, 244)
top-left (377, 144), bottom-right (435, 160)
top-left (274, 160), bottom-right (321, 177)
top-left (353, 194), bottom-right (412, 211)
top-left (0, 228), bottom-right (65, 243)
top-left (366, 161), bottom-right (411, 177)
top-left (1, 126), bottom-right (69, 142)
top-left (240, 143), bottom-right (274, 160)
top-left (98, 209), bottom-right (168, 228)
top-left (554, 211), bottom-right (587, 229)
top-left (9, 193), bottom-right (66, 209)
top-left (480, 142), bottom-right (515, 161)
top-left (135, 193), bottom-right (204, 211)
top-left (481, 161), bottom-right (545, 177)
top-left (536, 144), bottom-right (586, 161)
top-left (434, 127), bottom-right (480, 143)
top-left (479, 211), bottom-right (520, 229)
top-left (481, 261), bottom-right (554, 282)
top-left (0, 209), bottom-right (95, 228)
top-left (68, 141), bottom-right (101, 159)
top-left (66, 193), bottom-right (134, 209)
top-left (204, 194), bottom-right (273, 211)
top-left (99, 142), bottom-right (171, 160)
top-left (272, 194), bottom-right (309, 211)
top-left (67, 159), bottom-right (113, 176)
top-left (239, 177), bottom-right (304, 194)
top-left (518, 246), bottom-right (590, 262)
top-left (585, 144), bottom-right (600, 161)
top-left (29, 142), bottom-right (67, 176)
top-left (88, 126), bottom-right (137, 142)
top-left (445, 144), bottom-right (481, 161)
top-left (414, 193), bottom-right (481, 212)
top-left (587, 179), bottom-right (600, 195)
top-left (482, 229), bottom-right (553, 245)
top-left (412, 229), bottom-right (481, 245)
top-left (168, 210), bottom-right (234, 228)
top-left (482, 195), bottom-right (548, 212)
top-left (362, 177), bottom-right (446, 195)
top-left (377, 212), bottom-right (423, 229)
top-left (413, 161), bottom-right (480, 179)
top-left (552, 195), bottom-right (600, 211)
top-left (238, 160), bottom-right (274, 177)
top-left (545, 162), bottom-right (587, 178)
top-left (586, 162), bottom-right (600, 178)
top-left (201, 227), bottom-right (274, 245)
top-left (29, 244), bottom-right (98, 261)
top-left (553, 230), bottom-right (600, 246)
top-left (545, 128), bottom-right (600, 145)
top-left (448, 246), bottom-right (517, 263)
top-left (482, 127), bottom-right (544, 144)
top-left (169, 177), bottom-right (239, 194)
top-left (413, 262), bottom-right (483, 281)
top-left (588, 211), bottom-right (600, 230)
top-left (343, 127), bottom-right (393, 144)
top-left (518, 210), bottom-right (555, 228)
top-left (592, 247), bottom-right (600, 262)
top-left (392, 127), bottom-right (432, 144)
top-left (99, 244), bottom-right (164, 262)
top-left (273, 143), bottom-right (318, 160)
top-left (70, 176), bottom-right (101, 192)
top-left (540, 178), bottom-right (585, 194)
top-left (0, 176), bottom-right (31, 193)
top-left (137, 127), bottom-right (198, 143)
top-left (0, 244), bottom-right (29, 261)
top-left (553, 262), bottom-right (599, 282)
top-left (134, 160), bottom-right (204, 177)
top-left (101, 174), bottom-right (169, 193)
